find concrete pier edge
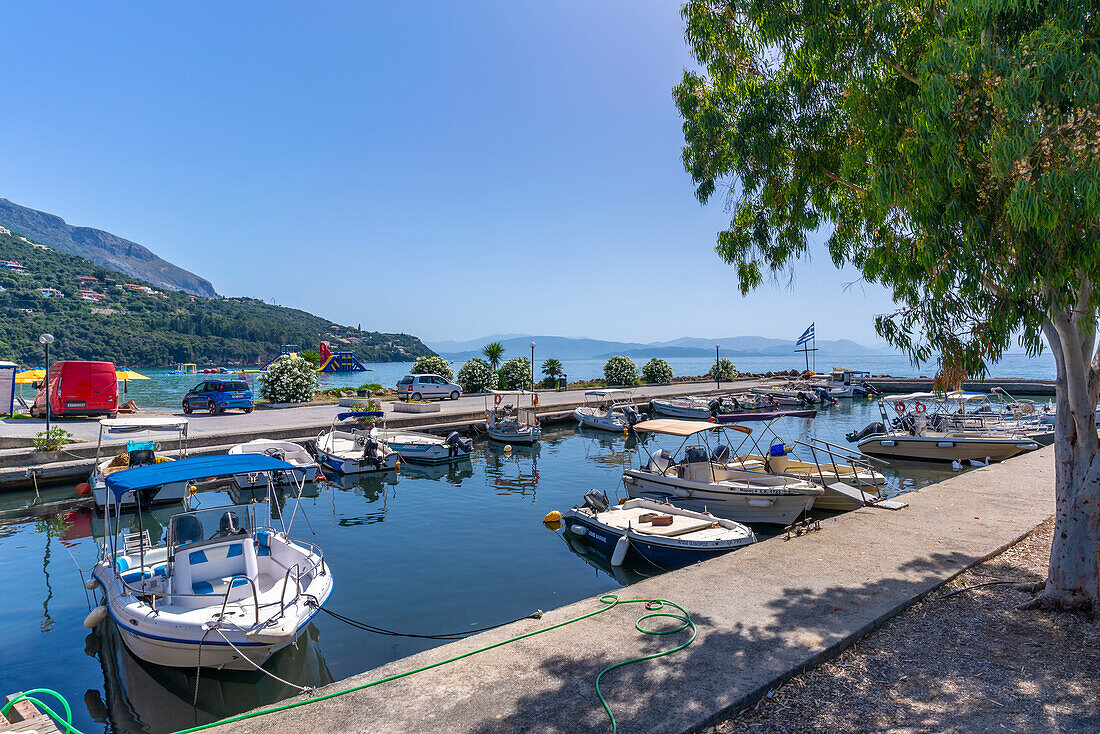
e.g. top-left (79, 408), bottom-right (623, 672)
top-left (207, 445), bottom-right (1056, 734)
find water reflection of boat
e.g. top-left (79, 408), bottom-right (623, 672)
top-left (558, 527), bottom-right (653, 585)
top-left (320, 469), bottom-right (398, 494)
top-left (398, 459), bottom-right (474, 484)
top-left (484, 442), bottom-right (540, 497)
top-left (86, 619), bottom-right (333, 733)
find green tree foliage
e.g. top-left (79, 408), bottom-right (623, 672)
top-left (456, 358), bottom-right (494, 393)
top-left (642, 358), bottom-right (674, 384)
top-left (498, 357), bottom-right (532, 390)
top-left (482, 342), bottom-right (505, 370)
top-left (0, 232), bottom-right (435, 366)
top-left (541, 358), bottom-right (563, 378)
top-left (410, 355), bottom-right (454, 381)
top-left (603, 356), bottom-right (637, 386)
top-left (676, 0), bottom-right (1100, 610)
top-left (300, 348), bottom-right (320, 367)
top-left (708, 358), bottom-right (738, 382)
top-left (257, 354), bottom-right (318, 403)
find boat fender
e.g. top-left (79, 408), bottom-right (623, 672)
top-left (75, 482), bottom-right (91, 496)
top-left (543, 511), bottom-right (562, 524)
top-left (84, 578), bottom-right (99, 590)
top-left (672, 488), bottom-right (691, 498)
top-left (494, 394), bottom-right (503, 406)
top-left (571, 525), bottom-right (588, 537)
top-left (747, 498), bottom-right (774, 508)
top-left (611, 535), bottom-right (630, 566)
top-left (84, 605), bottom-right (108, 629)
top-left (533, 394), bottom-right (539, 406)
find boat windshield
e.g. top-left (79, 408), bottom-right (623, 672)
top-left (168, 504), bottom-right (267, 553)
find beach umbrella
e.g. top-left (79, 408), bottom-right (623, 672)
top-left (15, 368), bottom-right (45, 384)
top-left (116, 368), bottom-right (150, 397)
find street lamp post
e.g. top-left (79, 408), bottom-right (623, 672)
top-left (715, 344), bottom-right (721, 390)
top-left (39, 333), bottom-right (54, 434)
top-left (530, 342), bottom-right (536, 391)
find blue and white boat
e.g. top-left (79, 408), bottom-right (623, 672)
top-left (562, 490), bottom-right (756, 570)
top-left (371, 426), bottom-right (473, 463)
top-left (87, 454), bottom-right (333, 670)
top-left (314, 412), bottom-right (399, 475)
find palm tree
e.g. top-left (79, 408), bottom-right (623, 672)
top-left (541, 358), bottom-right (563, 379)
top-left (482, 342), bottom-right (505, 370)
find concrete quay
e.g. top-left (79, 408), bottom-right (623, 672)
top-left (209, 445), bottom-right (1056, 734)
top-left (0, 379), bottom-right (764, 489)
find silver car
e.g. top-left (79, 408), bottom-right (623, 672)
top-left (396, 373), bottom-right (462, 401)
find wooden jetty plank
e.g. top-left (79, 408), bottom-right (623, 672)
top-left (3, 692), bottom-right (62, 734)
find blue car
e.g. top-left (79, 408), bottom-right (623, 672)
top-left (182, 379), bottom-right (254, 415)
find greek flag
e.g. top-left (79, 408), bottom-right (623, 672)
top-left (796, 323), bottom-right (815, 346)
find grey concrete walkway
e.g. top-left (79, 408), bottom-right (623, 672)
top-left (211, 446), bottom-right (1056, 734)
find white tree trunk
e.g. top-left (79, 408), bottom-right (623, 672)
top-left (1038, 315), bottom-right (1100, 611)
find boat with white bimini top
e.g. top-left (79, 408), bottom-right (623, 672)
top-left (88, 416), bottom-right (190, 508)
top-left (574, 389), bottom-right (645, 431)
top-left (847, 392), bottom-right (1041, 462)
top-left (563, 489), bottom-right (756, 569)
top-left (88, 454), bottom-right (333, 670)
top-left (485, 390), bottom-right (542, 445)
top-left (371, 426), bottom-right (473, 463)
top-left (314, 411), bottom-right (399, 475)
top-left (228, 439), bottom-right (320, 488)
top-left (809, 368), bottom-right (879, 399)
top-left (622, 418), bottom-right (823, 525)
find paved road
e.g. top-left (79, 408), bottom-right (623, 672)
top-left (1, 378), bottom-right (764, 444)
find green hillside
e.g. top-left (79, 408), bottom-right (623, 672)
top-left (0, 230), bottom-right (434, 366)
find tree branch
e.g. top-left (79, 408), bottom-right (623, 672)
top-left (823, 170), bottom-right (868, 194)
top-left (885, 56), bottom-right (920, 85)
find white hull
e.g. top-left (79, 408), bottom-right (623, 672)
top-left (372, 428), bottom-right (472, 463)
top-left (315, 430), bottom-right (399, 475)
top-left (92, 481), bottom-right (188, 508)
top-left (575, 407), bottom-right (628, 431)
top-left (486, 425), bottom-right (541, 444)
top-left (316, 451), bottom-right (399, 475)
top-left (650, 400), bottom-right (711, 420)
top-left (228, 440), bottom-right (320, 488)
top-left (622, 470), bottom-right (818, 525)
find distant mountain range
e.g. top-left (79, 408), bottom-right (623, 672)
top-left (0, 198), bottom-right (218, 297)
top-left (428, 334), bottom-right (896, 361)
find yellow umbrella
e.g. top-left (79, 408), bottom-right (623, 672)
top-left (115, 369), bottom-right (150, 381)
top-left (15, 368), bottom-right (45, 384)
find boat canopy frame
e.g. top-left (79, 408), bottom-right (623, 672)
top-left (95, 416), bottom-right (190, 465)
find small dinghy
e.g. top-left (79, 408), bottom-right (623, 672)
top-left (562, 490), bottom-right (755, 569)
top-left (314, 412), bottom-right (399, 475)
top-left (371, 427), bottom-right (473, 463)
top-left (87, 417), bottom-right (190, 508)
top-left (89, 454), bottom-right (332, 670)
top-left (228, 439), bottom-right (319, 488)
top-left (574, 389), bottom-right (645, 432)
top-left (485, 391), bottom-right (541, 445)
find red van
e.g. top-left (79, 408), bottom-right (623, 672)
top-left (32, 360), bottom-right (119, 418)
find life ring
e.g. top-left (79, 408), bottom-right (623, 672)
top-left (894, 401), bottom-right (906, 413)
top-left (494, 394), bottom-right (502, 406)
top-left (914, 402), bottom-right (926, 413)
top-left (533, 394), bottom-right (539, 406)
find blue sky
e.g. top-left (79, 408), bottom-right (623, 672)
top-left (0, 1), bottom-right (899, 345)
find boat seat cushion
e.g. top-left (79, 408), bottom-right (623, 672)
top-left (255, 530), bottom-right (272, 557)
top-left (633, 517), bottom-right (715, 538)
top-left (193, 576), bottom-right (251, 596)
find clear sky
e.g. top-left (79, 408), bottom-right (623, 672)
top-left (0, 1), bottom-right (899, 346)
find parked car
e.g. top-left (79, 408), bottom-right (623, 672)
top-left (396, 374), bottom-right (462, 401)
top-left (183, 379), bottom-right (254, 415)
top-left (32, 360), bottom-right (119, 418)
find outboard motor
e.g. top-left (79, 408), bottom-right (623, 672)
top-left (445, 431), bottom-right (473, 457)
top-left (361, 437), bottom-right (385, 468)
top-left (584, 488), bottom-right (610, 512)
top-left (796, 391), bottom-right (817, 406)
top-left (861, 381), bottom-right (880, 395)
top-left (684, 446), bottom-right (709, 464)
top-left (708, 398), bottom-right (722, 417)
top-left (622, 406), bottom-right (642, 426)
top-left (814, 387), bottom-right (832, 404)
top-left (845, 421), bottom-right (886, 443)
top-left (711, 444), bottom-right (731, 462)
top-left (728, 396), bottom-right (743, 411)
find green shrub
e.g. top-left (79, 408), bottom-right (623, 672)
top-left (258, 354), bottom-right (318, 403)
top-left (603, 356), bottom-right (638, 386)
top-left (641, 358), bottom-right (673, 384)
top-left (351, 399), bottom-right (382, 426)
top-left (457, 358), bottom-right (494, 393)
top-left (411, 355), bottom-right (454, 381)
top-left (709, 358), bottom-right (739, 382)
top-left (498, 357), bottom-right (533, 390)
top-left (34, 427), bottom-right (73, 451)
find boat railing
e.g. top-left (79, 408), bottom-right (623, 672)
top-left (279, 563), bottom-right (304, 616)
top-left (218, 574), bottom-right (261, 626)
top-left (795, 438), bottom-right (883, 498)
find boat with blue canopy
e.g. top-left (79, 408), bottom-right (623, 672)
top-left (88, 454), bottom-right (333, 670)
top-left (314, 411), bottom-right (400, 474)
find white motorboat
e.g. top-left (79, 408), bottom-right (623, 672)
top-left (485, 391), bottom-right (542, 445)
top-left (87, 417), bottom-right (190, 508)
top-left (314, 411), bottom-right (399, 475)
top-left (750, 383), bottom-right (828, 406)
top-left (574, 389), bottom-right (644, 431)
top-left (563, 490), bottom-right (756, 569)
top-left (88, 454), bottom-right (333, 670)
top-left (651, 393), bottom-right (777, 420)
top-left (622, 418), bottom-right (823, 525)
top-left (809, 368), bottom-right (878, 399)
top-left (228, 439), bottom-right (319, 488)
top-left (371, 426), bottom-right (473, 463)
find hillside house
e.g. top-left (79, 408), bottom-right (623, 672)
top-left (76, 289), bottom-right (106, 302)
top-left (37, 287), bottom-right (63, 298)
top-left (75, 275), bottom-right (99, 283)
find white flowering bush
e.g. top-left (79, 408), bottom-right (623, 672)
top-left (498, 357), bottom-right (533, 390)
top-left (603, 356), bottom-right (638, 386)
top-left (709, 358), bottom-right (739, 381)
top-left (258, 354), bottom-right (318, 403)
top-left (457, 358), bottom-right (494, 393)
top-left (411, 355), bottom-right (454, 381)
top-left (642, 358), bottom-right (674, 384)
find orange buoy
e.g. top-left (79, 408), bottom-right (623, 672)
top-left (75, 482), bottom-right (91, 496)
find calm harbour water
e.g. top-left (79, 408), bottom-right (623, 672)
top-left (0, 400), bottom-right (959, 734)
top-left (75, 352), bottom-right (1057, 413)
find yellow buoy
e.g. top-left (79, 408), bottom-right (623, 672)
top-left (543, 510), bottom-right (562, 524)
top-left (504, 445), bottom-right (512, 453)
top-left (623, 427), bottom-right (628, 436)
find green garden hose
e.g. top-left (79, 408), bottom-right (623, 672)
top-left (6, 594), bottom-right (695, 734)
